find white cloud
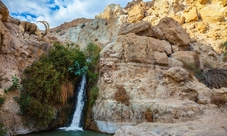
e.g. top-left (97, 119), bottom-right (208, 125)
top-left (2, 0), bottom-right (152, 29)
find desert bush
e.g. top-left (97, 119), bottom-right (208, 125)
top-left (17, 42), bottom-right (86, 127)
top-left (4, 75), bottom-right (20, 93)
top-left (56, 29), bottom-right (62, 33)
top-left (181, 58), bottom-right (227, 89)
top-left (114, 86), bottom-right (130, 106)
top-left (0, 123), bottom-right (6, 136)
top-left (145, 108), bottom-right (153, 122)
top-left (203, 68), bottom-right (227, 89)
top-left (83, 43), bottom-right (101, 128)
top-left (0, 97), bottom-right (5, 107)
top-left (88, 86), bottom-right (99, 106)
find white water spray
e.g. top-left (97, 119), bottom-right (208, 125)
top-left (60, 74), bottom-right (87, 131)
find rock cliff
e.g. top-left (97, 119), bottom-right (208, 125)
top-left (57, 0), bottom-right (227, 135)
top-left (0, 1), bottom-right (54, 135)
top-left (1, 0), bottom-right (227, 136)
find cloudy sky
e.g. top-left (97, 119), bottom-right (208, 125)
top-left (2, 0), bottom-right (150, 29)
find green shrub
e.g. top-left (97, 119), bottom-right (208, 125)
top-left (0, 123), bottom-right (6, 136)
top-left (4, 75), bottom-right (20, 93)
top-left (145, 108), bottom-right (153, 122)
top-left (56, 29), bottom-right (62, 33)
top-left (88, 86), bottom-right (99, 106)
top-left (0, 97), bottom-right (5, 107)
top-left (17, 43), bottom-right (86, 127)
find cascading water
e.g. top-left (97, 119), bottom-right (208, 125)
top-left (60, 74), bottom-right (87, 131)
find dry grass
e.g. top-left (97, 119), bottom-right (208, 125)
top-left (203, 68), bottom-right (227, 89)
top-left (145, 109), bottom-right (153, 122)
top-left (114, 86), bottom-right (130, 106)
top-left (60, 82), bottom-right (74, 105)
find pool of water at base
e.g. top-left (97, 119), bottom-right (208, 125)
top-left (24, 130), bottom-right (112, 136)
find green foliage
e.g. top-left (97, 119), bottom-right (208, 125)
top-left (221, 41), bottom-right (227, 61)
top-left (84, 42), bottom-right (101, 71)
top-left (68, 61), bottom-right (88, 76)
top-left (222, 41), bottom-right (227, 54)
top-left (88, 86), bottom-right (99, 106)
top-left (0, 123), bottom-right (6, 136)
top-left (84, 43), bottom-right (100, 105)
top-left (83, 43), bottom-right (101, 128)
top-left (183, 62), bottom-right (205, 81)
top-left (17, 42), bottom-right (86, 127)
top-left (4, 75), bottom-right (20, 93)
top-left (56, 29), bottom-right (62, 33)
top-left (145, 108), bottom-right (153, 122)
top-left (0, 97), bottom-right (5, 107)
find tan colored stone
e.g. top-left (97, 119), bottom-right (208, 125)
top-left (212, 0), bottom-right (227, 7)
top-left (127, 1), bottom-right (146, 23)
top-left (157, 17), bottom-right (191, 46)
top-left (95, 4), bottom-right (127, 20)
top-left (153, 51), bottom-right (168, 66)
top-left (0, 1), bottom-right (9, 22)
top-left (170, 15), bottom-right (185, 25)
top-left (165, 67), bottom-right (189, 82)
top-left (171, 51), bottom-right (199, 67)
top-left (118, 21), bottom-right (151, 35)
top-left (200, 6), bottom-right (225, 23)
top-left (114, 126), bottom-right (160, 136)
top-left (211, 87), bottom-right (227, 105)
top-left (195, 21), bottom-right (209, 33)
top-left (183, 7), bottom-right (199, 23)
top-left (118, 21), bottom-right (164, 39)
top-left (120, 33), bottom-right (154, 64)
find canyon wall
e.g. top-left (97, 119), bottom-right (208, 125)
top-left (58, 0), bottom-right (227, 135)
top-left (1, 0), bottom-right (227, 135)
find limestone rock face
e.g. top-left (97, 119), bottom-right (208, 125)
top-left (122, 0), bottom-right (227, 53)
top-left (0, 2), bottom-right (53, 135)
top-left (114, 126), bottom-right (160, 136)
top-left (95, 4), bottom-right (127, 20)
top-left (183, 7), bottom-right (199, 23)
top-left (0, 1), bottom-right (9, 22)
top-left (127, 1), bottom-right (146, 23)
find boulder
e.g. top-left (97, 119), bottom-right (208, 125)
top-left (118, 21), bottom-right (163, 39)
top-left (156, 17), bottom-right (191, 47)
top-left (183, 7), bottom-right (199, 23)
top-left (165, 67), bottom-right (189, 82)
top-left (171, 51), bottom-right (200, 68)
top-left (118, 21), bottom-right (151, 35)
top-left (211, 87), bottom-right (227, 106)
top-left (120, 33), bottom-right (154, 64)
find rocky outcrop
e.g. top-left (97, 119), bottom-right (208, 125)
top-left (0, 1), bottom-right (9, 22)
top-left (0, 2), bottom-right (54, 135)
top-left (1, 0), bottom-right (227, 135)
top-left (70, 1), bottom-right (227, 135)
top-left (114, 106), bottom-right (227, 136)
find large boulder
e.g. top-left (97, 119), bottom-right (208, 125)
top-left (118, 21), bottom-right (163, 39)
top-left (156, 17), bottom-right (191, 47)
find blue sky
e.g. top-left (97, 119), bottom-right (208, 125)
top-left (2, 0), bottom-right (150, 29)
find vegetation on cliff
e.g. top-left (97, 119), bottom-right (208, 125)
top-left (16, 42), bottom-right (86, 127)
top-left (15, 42), bottom-right (100, 128)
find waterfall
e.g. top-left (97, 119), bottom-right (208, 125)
top-left (59, 74), bottom-right (87, 131)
